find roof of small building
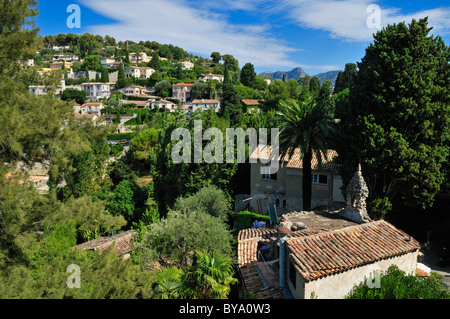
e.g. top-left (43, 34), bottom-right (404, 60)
top-left (242, 99), bottom-right (261, 106)
top-left (191, 99), bottom-right (220, 104)
top-left (250, 144), bottom-right (341, 174)
top-left (287, 220), bottom-right (420, 282)
top-left (73, 230), bottom-right (137, 256)
top-left (172, 83), bottom-right (194, 87)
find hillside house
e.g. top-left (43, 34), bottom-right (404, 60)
top-left (122, 85), bottom-right (151, 97)
top-left (129, 52), bottom-right (151, 65)
top-left (198, 73), bottom-right (224, 82)
top-left (191, 99), bottom-right (221, 113)
top-left (52, 54), bottom-right (78, 61)
top-left (125, 66), bottom-right (155, 79)
top-left (242, 99), bottom-right (262, 113)
top-left (172, 83), bottom-right (193, 103)
top-left (178, 61), bottom-right (194, 70)
top-left (249, 144), bottom-right (345, 213)
top-left (75, 102), bottom-right (104, 116)
top-left (151, 99), bottom-right (178, 112)
top-left (80, 82), bottom-right (115, 100)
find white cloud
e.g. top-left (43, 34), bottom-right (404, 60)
top-left (274, 0), bottom-right (450, 42)
top-left (79, 0), bottom-right (299, 69)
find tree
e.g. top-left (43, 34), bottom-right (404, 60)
top-left (149, 52), bottom-right (161, 70)
top-left (101, 67), bottom-right (109, 83)
top-left (82, 55), bottom-right (102, 71)
top-left (191, 81), bottom-right (208, 99)
top-left (337, 18), bottom-right (449, 212)
top-left (221, 68), bottom-right (242, 125)
top-left (173, 185), bottom-right (231, 221)
top-left (106, 179), bottom-right (136, 223)
top-left (61, 88), bottom-right (87, 105)
top-left (133, 210), bottom-right (233, 268)
top-left (309, 76), bottom-right (321, 97)
top-left (222, 54), bottom-right (239, 72)
top-left (334, 63), bottom-right (357, 94)
top-left (210, 52), bottom-right (221, 64)
top-left (155, 80), bottom-right (172, 97)
top-left (240, 63), bottom-right (256, 88)
top-left (187, 250), bottom-right (237, 299)
top-left (276, 97), bottom-right (334, 211)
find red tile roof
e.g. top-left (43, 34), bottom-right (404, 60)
top-left (250, 144), bottom-right (341, 174)
top-left (73, 230), bottom-right (137, 256)
top-left (242, 99), bottom-right (261, 106)
top-left (237, 227), bottom-right (328, 266)
top-left (287, 220), bottom-right (420, 282)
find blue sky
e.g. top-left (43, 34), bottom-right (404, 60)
top-left (36, 0), bottom-right (450, 75)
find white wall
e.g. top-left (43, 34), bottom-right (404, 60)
top-left (289, 251), bottom-right (419, 299)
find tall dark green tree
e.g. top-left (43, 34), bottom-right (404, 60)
top-left (220, 67), bottom-right (242, 124)
top-left (337, 18), bottom-right (449, 213)
top-left (100, 67), bottom-right (109, 83)
top-left (334, 63), bottom-right (357, 94)
top-left (240, 62), bottom-right (256, 88)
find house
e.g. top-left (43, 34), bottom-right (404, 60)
top-left (122, 100), bottom-right (150, 109)
top-left (198, 73), bottom-right (224, 82)
top-left (73, 230), bottom-right (137, 259)
top-left (52, 54), bottom-right (78, 61)
top-left (125, 66), bottom-right (155, 79)
top-left (151, 99), bottom-right (178, 112)
top-left (236, 219), bottom-right (421, 299)
top-left (122, 85), bottom-right (151, 97)
top-left (191, 99), bottom-right (221, 113)
top-left (172, 83), bottom-right (193, 103)
top-left (101, 57), bottom-right (120, 69)
top-left (242, 99), bottom-right (262, 113)
top-left (52, 45), bottom-right (70, 51)
top-left (249, 144), bottom-right (345, 213)
top-left (286, 220), bottom-right (420, 298)
top-left (75, 102), bottom-right (104, 116)
top-left (129, 52), bottom-right (151, 64)
top-left (29, 80), bottom-right (66, 97)
top-left (80, 82), bottom-right (115, 100)
top-left (50, 61), bottom-right (72, 71)
top-left (178, 61), bottom-right (194, 70)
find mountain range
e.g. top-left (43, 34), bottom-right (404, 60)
top-left (259, 67), bottom-right (341, 86)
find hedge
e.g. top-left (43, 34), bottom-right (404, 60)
top-left (233, 210), bottom-right (280, 235)
top-left (106, 132), bottom-right (136, 140)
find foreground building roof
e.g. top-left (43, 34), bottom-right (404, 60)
top-left (287, 220), bottom-right (420, 282)
top-left (73, 230), bottom-right (137, 256)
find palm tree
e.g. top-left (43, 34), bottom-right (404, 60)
top-left (275, 96), bottom-right (333, 211)
top-left (154, 266), bottom-right (186, 299)
top-left (188, 250), bottom-right (237, 299)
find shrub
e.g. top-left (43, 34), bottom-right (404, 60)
top-left (346, 265), bottom-right (450, 299)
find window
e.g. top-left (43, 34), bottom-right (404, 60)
top-left (312, 174), bottom-right (328, 185)
top-left (261, 166), bottom-right (277, 181)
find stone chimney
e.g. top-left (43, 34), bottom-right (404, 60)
top-left (338, 164), bottom-right (372, 223)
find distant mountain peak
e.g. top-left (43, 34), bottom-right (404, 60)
top-left (259, 67), bottom-right (341, 86)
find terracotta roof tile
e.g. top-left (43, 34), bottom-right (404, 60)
top-left (73, 230), bottom-right (137, 256)
top-left (287, 220), bottom-right (420, 282)
top-left (250, 144), bottom-right (341, 174)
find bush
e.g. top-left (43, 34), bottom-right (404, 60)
top-left (346, 265), bottom-right (450, 299)
top-left (173, 185), bottom-right (231, 221)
